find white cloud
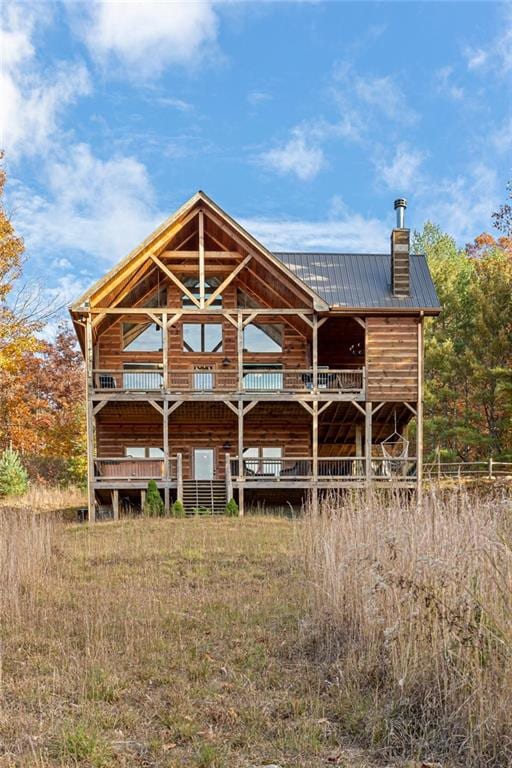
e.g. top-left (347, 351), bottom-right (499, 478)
top-left (464, 6), bottom-right (512, 74)
top-left (82, 0), bottom-right (219, 78)
top-left (435, 66), bottom-right (465, 101)
top-left (247, 90), bottom-right (272, 106)
top-left (353, 73), bottom-right (417, 123)
top-left (241, 209), bottom-right (389, 253)
top-left (0, 3), bottom-right (90, 159)
top-left (465, 47), bottom-right (488, 71)
top-left (10, 143), bottom-right (163, 268)
top-left (375, 142), bottom-right (425, 192)
top-left (421, 163), bottom-right (499, 244)
top-left (259, 126), bottom-right (326, 181)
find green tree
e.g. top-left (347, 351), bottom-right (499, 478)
top-left (0, 447), bottom-right (29, 496)
top-left (144, 480), bottom-right (164, 517)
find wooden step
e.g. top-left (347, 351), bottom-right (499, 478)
top-left (182, 480), bottom-right (227, 515)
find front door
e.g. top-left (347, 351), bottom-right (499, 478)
top-left (194, 449), bottom-right (215, 480)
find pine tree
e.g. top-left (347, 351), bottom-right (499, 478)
top-left (0, 447), bottom-right (28, 496)
top-left (143, 479), bottom-right (164, 517)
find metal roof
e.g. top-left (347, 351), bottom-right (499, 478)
top-left (273, 252), bottom-right (441, 311)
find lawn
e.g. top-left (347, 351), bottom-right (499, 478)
top-left (1, 515), bottom-right (376, 768)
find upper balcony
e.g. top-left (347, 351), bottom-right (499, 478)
top-left (91, 366), bottom-right (366, 399)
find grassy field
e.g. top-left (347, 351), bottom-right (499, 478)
top-left (1, 512), bottom-right (379, 768)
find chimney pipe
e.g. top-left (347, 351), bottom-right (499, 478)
top-left (391, 198), bottom-right (410, 297)
top-left (394, 198), bottom-right (407, 229)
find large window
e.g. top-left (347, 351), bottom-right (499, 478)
top-left (243, 323), bottom-right (283, 353)
top-left (182, 278), bottom-right (222, 308)
top-left (183, 323), bottom-right (223, 353)
top-left (243, 447), bottom-right (282, 476)
top-left (125, 447), bottom-right (164, 458)
top-left (122, 322), bottom-right (162, 352)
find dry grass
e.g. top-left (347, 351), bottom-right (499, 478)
top-left (0, 484), bottom-right (87, 512)
top-left (303, 488), bottom-right (512, 767)
top-left (0, 512), bottom-right (381, 768)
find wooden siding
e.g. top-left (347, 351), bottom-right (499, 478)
top-left (366, 316), bottom-right (418, 401)
top-left (96, 402), bottom-right (311, 480)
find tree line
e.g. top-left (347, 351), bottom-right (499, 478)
top-left (0, 160), bottom-right (510, 492)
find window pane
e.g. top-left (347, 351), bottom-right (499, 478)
top-left (204, 324), bottom-right (222, 352)
top-left (183, 324), bottom-right (201, 351)
top-left (243, 323), bottom-right (283, 352)
top-left (148, 447), bottom-right (164, 458)
top-left (125, 447), bottom-right (145, 458)
top-left (263, 447), bottom-right (282, 457)
top-left (123, 322), bottom-right (162, 351)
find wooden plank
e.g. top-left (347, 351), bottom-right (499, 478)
top-left (85, 316), bottom-right (96, 523)
top-left (205, 254), bottom-right (252, 307)
top-left (150, 253), bottom-right (201, 307)
top-left (199, 210), bottom-right (205, 308)
top-left (365, 401), bottom-right (372, 487)
top-left (417, 314), bottom-right (424, 503)
top-left (162, 250), bottom-right (241, 260)
top-left (111, 489), bottom-right (119, 521)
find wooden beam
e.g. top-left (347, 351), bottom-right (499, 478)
top-left (199, 210), bottom-right (205, 308)
top-left (205, 254), bottom-right (252, 307)
top-left (150, 253), bottom-right (201, 308)
top-left (224, 400), bottom-right (239, 416)
top-left (162, 310), bottom-right (168, 389)
top-left (167, 311), bottom-right (183, 329)
top-left (162, 250), bottom-right (241, 260)
top-left (318, 400), bottom-right (333, 416)
top-left (404, 401), bottom-right (417, 416)
top-left (86, 306), bottom-right (314, 315)
top-left (111, 489), bottom-right (119, 521)
top-left (365, 402), bottom-right (372, 487)
top-left (354, 316), bottom-right (365, 329)
top-left (243, 400), bottom-right (258, 415)
top-left (372, 402), bottom-right (385, 417)
top-left (92, 400), bottom-right (109, 416)
top-left (242, 311), bottom-right (259, 328)
top-left (85, 316), bottom-right (96, 523)
top-left (237, 311), bottom-right (243, 391)
top-left (148, 400), bottom-right (164, 416)
top-left (351, 400), bottom-right (366, 416)
top-left (168, 401), bottom-right (184, 415)
top-left (417, 315), bottom-right (424, 502)
top-left (312, 312), bottom-right (318, 390)
top-left (163, 400), bottom-right (169, 483)
top-left (298, 401), bottom-right (314, 415)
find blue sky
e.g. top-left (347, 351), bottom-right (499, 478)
top-left (1, 1), bottom-right (511, 312)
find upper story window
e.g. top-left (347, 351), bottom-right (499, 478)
top-left (183, 323), bottom-right (223, 353)
top-left (243, 323), bottom-right (283, 353)
top-left (122, 322), bottom-right (162, 352)
top-left (182, 278), bottom-right (222, 308)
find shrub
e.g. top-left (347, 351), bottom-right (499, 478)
top-left (172, 499), bottom-right (185, 518)
top-left (225, 497), bottom-right (239, 517)
top-left (0, 447), bottom-right (29, 496)
top-left (143, 480), bottom-right (164, 517)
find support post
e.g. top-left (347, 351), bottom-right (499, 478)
top-left (365, 401), bottom-right (372, 487)
top-left (417, 315), bottom-right (424, 503)
top-left (176, 452), bottom-right (183, 502)
top-left (163, 400), bottom-right (169, 480)
top-left (111, 489), bottom-right (119, 521)
top-left (85, 314), bottom-right (96, 523)
top-left (237, 311), bottom-right (243, 392)
top-left (225, 453), bottom-right (233, 501)
top-left (199, 210), bottom-right (205, 308)
top-left (164, 487), bottom-right (170, 515)
top-left (312, 312), bottom-right (318, 392)
top-left (238, 485), bottom-right (245, 517)
top-left (162, 309), bottom-right (168, 389)
top-left (312, 399), bottom-right (319, 513)
top-left (238, 401), bottom-right (244, 480)
top-left (355, 424), bottom-right (363, 477)
top-left (140, 489), bottom-right (146, 512)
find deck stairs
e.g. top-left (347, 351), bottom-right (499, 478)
top-left (182, 480), bottom-right (227, 515)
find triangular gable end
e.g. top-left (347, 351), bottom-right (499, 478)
top-left (70, 191), bottom-right (328, 313)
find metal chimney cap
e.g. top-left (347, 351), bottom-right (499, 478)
top-left (394, 198), bottom-right (407, 210)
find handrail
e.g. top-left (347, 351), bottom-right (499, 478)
top-left (91, 367), bottom-right (365, 394)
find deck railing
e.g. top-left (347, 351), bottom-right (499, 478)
top-left (230, 456), bottom-right (415, 481)
top-left (94, 457), bottom-right (169, 480)
top-left (92, 367), bottom-right (365, 394)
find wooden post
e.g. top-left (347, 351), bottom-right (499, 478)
top-left (225, 453), bottom-right (233, 501)
top-left (365, 401), bottom-right (372, 487)
top-left (162, 309), bottom-right (168, 389)
top-left (312, 399), bottom-right (319, 513)
top-left (111, 489), bottom-right (119, 521)
top-left (312, 312), bottom-right (318, 392)
top-left (140, 488), bottom-right (146, 512)
top-left (417, 314), bottom-right (424, 503)
top-left (85, 314), bottom-right (96, 523)
top-left (355, 424), bottom-right (362, 478)
top-left (164, 487), bottom-right (170, 515)
top-left (238, 401), bottom-right (244, 480)
top-left (238, 485), bottom-right (245, 517)
top-left (237, 311), bottom-right (243, 392)
top-left (199, 210), bottom-right (205, 308)
top-left (176, 452), bottom-right (183, 502)
top-left (163, 400), bottom-right (169, 480)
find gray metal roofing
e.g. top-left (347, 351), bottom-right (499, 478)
top-left (273, 252), bottom-right (441, 310)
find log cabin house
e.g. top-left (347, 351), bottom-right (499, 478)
top-left (70, 192), bottom-right (441, 520)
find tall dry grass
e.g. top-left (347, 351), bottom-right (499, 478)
top-left (0, 507), bottom-right (56, 616)
top-left (303, 488), bottom-right (512, 766)
top-left (0, 483), bottom-right (87, 512)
